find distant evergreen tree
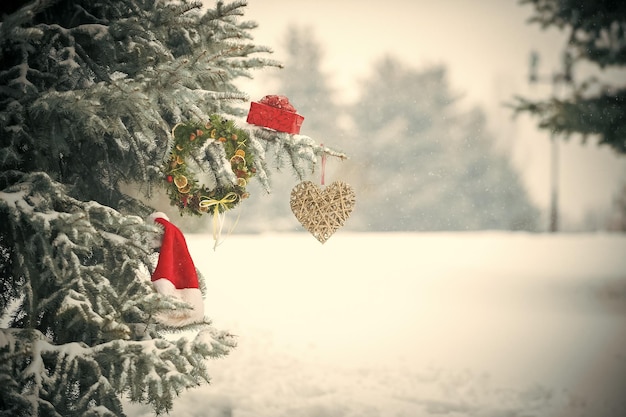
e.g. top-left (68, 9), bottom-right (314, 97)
top-left (0, 1), bottom-right (339, 415)
top-left (276, 25), bottom-right (341, 139)
top-left (513, 0), bottom-right (626, 154)
top-left (347, 57), bottom-right (539, 231)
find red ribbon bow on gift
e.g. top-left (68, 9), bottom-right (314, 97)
top-left (259, 95), bottom-right (297, 112)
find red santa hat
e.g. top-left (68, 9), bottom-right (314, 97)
top-left (149, 212), bottom-right (205, 326)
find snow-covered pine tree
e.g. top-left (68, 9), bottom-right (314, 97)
top-left (0, 1), bottom-right (342, 415)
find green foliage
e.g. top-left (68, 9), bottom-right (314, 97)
top-left (0, 0), bottom-right (324, 415)
top-left (514, 90), bottom-right (626, 152)
top-left (522, 0), bottom-right (626, 67)
top-left (0, 0), bottom-right (281, 207)
top-left (513, 0), bottom-right (626, 154)
top-left (0, 172), bottom-right (239, 416)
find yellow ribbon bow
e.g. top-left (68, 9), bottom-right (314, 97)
top-left (199, 192), bottom-right (239, 249)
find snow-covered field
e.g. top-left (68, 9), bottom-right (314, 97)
top-left (126, 232), bottom-right (626, 417)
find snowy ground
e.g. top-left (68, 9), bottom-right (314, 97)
top-left (125, 232), bottom-right (626, 417)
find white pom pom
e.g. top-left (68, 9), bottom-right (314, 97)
top-left (147, 211), bottom-right (170, 223)
top-left (147, 212), bottom-right (170, 249)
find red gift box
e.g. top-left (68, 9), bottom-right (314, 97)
top-left (246, 95), bottom-right (304, 134)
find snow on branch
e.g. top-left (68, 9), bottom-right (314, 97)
top-left (248, 125), bottom-right (347, 181)
top-left (0, 325), bottom-right (234, 416)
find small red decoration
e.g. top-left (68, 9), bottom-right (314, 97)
top-left (149, 213), bottom-right (204, 326)
top-left (246, 95), bottom-right (304, 134)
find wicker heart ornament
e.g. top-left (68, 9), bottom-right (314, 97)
top-left (290, 181), bottom-right (356, 243)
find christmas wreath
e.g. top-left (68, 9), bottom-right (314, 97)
top-left (164, 114), bottom-right (255, 216)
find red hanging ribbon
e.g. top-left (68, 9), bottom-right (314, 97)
top-left (320, 144), bottom-right (326, 186)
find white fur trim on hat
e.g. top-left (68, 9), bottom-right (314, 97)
top-left (152, 278), bottom-right (205, 326)
top-left (148, 211), bottom-right (170, 222)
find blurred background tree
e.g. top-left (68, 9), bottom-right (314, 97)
top-left (512, 0), bottom-right (626, 231)
top-left (344, 57), bottom-right (539, 231)
top-left (513, 0), bottom-right (626, 153)
top-left (278, 25), bottom-right (342, 139)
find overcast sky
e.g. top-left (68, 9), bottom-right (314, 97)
top-left (231, 0), bottom-right (626, 228)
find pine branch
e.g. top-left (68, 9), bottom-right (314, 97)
top-left (251, 128), bottom-right (347, 173)
top-left (0, 0), bottom-right (62, 40)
